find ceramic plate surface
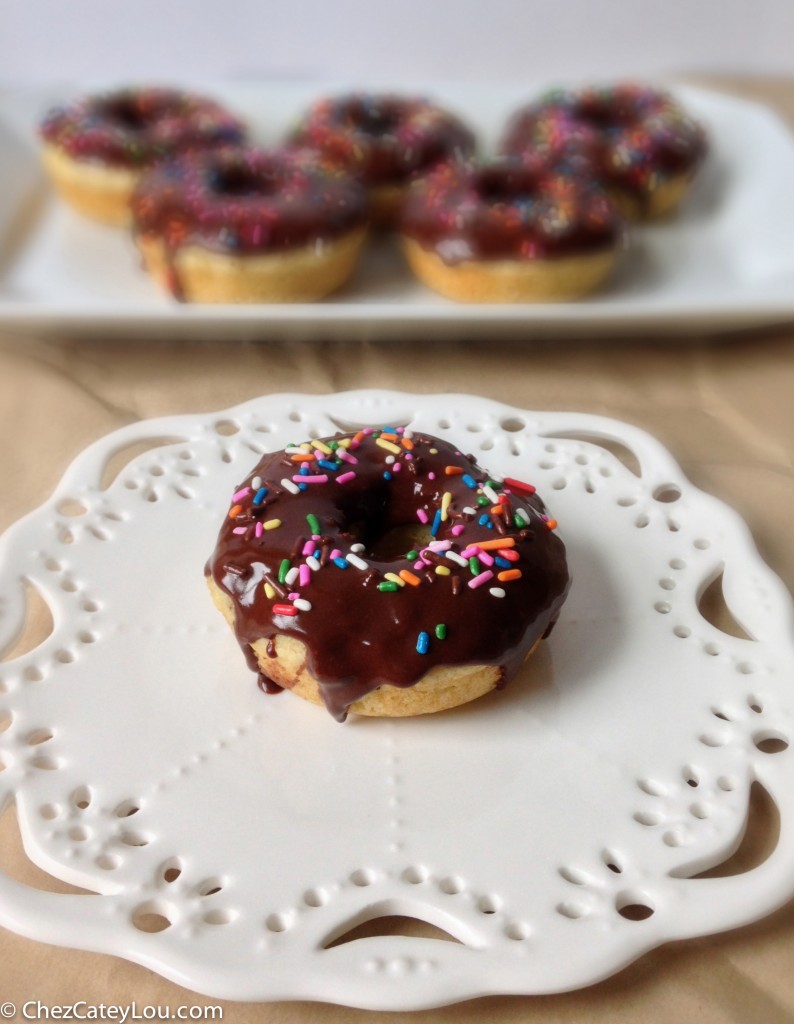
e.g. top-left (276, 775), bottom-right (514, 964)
top-left (0, 390), bottom-right (793, 1009)
top-left (1, 84), bottom-right (794, 338)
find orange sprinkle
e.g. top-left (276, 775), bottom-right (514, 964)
top-left (401, 436), bottom-right (415, 450)
top-left (353, 430), bottom-right (367, 445)
top-left (546, 519), bottom-right (558, 530)
top-left (228, 504), bottom-right (243, 519)
top-left (290, 453), bottom-right (315, 462)
top-left (380, 432), bottom-right (398, 442)
top-left (444, 466), bottom-right (464, 476)
top-left (399, 570), bottom-right (421, 586)
top-left (497, 569), bottom-right (522, 582)
top-left (490, 504), bottom-right (504, 515)
top-left (475, 537), bottom-right (516, 551)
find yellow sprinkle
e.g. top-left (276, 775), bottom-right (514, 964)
top-left (300, 442), bottom-right (312, 451)
top-left (264, 583), bottom-right (275, 599)
top-left (312, 439), bottom-right (333, 455)
top-left (264, 518), bottom-right (282, 530)
top-left (440, 491), bottom-right (452, 522)
top-left (376, 438), bottom-right (401, 455)
top-left (384, 572), bottom-right (406, 587)
top-left (338, 438), bottom-right (351, 448)
top-left (435, 565), bottom-right (451, 576)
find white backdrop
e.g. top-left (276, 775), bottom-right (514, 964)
top-left (1, 0), bottom-right (793, 86)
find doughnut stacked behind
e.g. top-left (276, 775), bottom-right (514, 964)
top-left (39, 87), bottom-right (246, 225)
top-left (400, 156), bottom-right (626, 302)
top-left (291, 93), bottom-right (476, 223)
top-left (502, 83), bottom-right (708, 220)
top-left (206, 427), bottom-right (571, 720)
top-left (130, 147), bottom-right (369, 302)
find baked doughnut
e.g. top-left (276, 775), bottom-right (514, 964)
top-left (39, 87), bottom-right (245, 225)
top-left (502, 83), bottom-right (707, 220)
top-left (206, 427), bottom-right (570, 720)
top-left (400, 156), bottom-right (625, 302)
top-left (290, 93), bottom-right (475, 224)
top-left (130, 147), bottom-right (369, 302)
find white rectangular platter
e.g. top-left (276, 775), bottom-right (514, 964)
top-left (1, 81), bottom-right (794, 340)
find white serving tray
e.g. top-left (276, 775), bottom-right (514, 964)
top-left (1, 83), bottom-right (794, 339)
top-left (0, 390), bottom-right (793, 1009)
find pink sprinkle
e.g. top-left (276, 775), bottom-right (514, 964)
top-left (393, 462), bottom-right (402, 473)
top-left (255, 521), bottom-right (264, 538)
top-left (336, 471), bottom-right (356, 484)
top-left (312, 534), bottom-right (321, 541)
top-left (293, 474), bottom-right (328, 484)
top-left (338, 449), bottom-right (358, 464)
top-left (417, 508), bottom-right (429, 524)
top-left (288, 592), bottom-right (299, 601)
top-left (413, 560), bottom-right (428, 571)
top-left (404, 453), bottom-right (413, 461)
top-left (428, 540), bottom-right (451, 551)
top-left (428, 472), bottom-right (436, 481)
top-left (302, 540), bottom-right (314, 556)
top-left (451, 524), bottom-right (465, 536)
top-left (478, 550), bottom-right (495, 567)
top-left (299, 565), bottom-right (311, 587)
top-left (397, 426), bottom-right (404, 433)
top-left (499, 549), bottom-right (520, 562)
top-left (330, 548), bottom-right (342, 560)
top-left (461, 545), bottom-right (480, 559)
top-left (232, 526), bottom-right (247, 535)
top-left (232, 486), bottom-right (250, 502)
top-left (363, 427), bottom-right (374, 435)
top-left (468, 570), bottom-right (494, 590)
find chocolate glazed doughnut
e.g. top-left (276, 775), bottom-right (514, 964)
top-left (502, 83), bottom-right (708, 220)
top-left (39, 87), bottom-right (245, 225)
top-left (291, 93), bottom-right (476, 223)
top-left (130, 147), bottom-right (369, 302)
top-left (401, 156), bottom-right (625, 302)
top-left (206, 427), bottom-right (571, 721)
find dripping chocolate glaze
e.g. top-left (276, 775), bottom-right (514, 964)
top-left (206, 429), bottom-right (571, 721)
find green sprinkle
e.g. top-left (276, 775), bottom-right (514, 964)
top-left (514, 511), bottom-right (528, 528)
top-left (435, 623), bottom-right (447, 640)
top-left (476, 496), bottom-right (489, 506)
top-left (306, 513), bottom-right (321, 535)
top-left (329, 440), bottom-right (339, 449)
top-left (378, 581), bottom-right (399, 592)
top-left (278, 559), bottom-right (290, 584)
top-left (406, 549), bottom-right (418, 560)
top-left (468, 556), bottom-right (481, 576)
top-left (486, 480), bottom-right (499, 489)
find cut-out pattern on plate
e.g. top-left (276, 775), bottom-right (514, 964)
top-left (0, 390), bottom-right (792, 1010)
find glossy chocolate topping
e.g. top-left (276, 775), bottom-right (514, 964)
top-left (501, 83), bottom-right (708, 208)
top-left (39, 87), bottom-right (245, 168)
top-left (206, 427), bottom-right (571, 720)
top-left (291, 93), bottom-right (476, 188)
top-left (401, 156), bottom-right (624, 263)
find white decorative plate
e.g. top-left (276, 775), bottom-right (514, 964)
top-left (2, 84), bottom-right (794, 339)
top-left (0, 390), bottom-right (793, 1010)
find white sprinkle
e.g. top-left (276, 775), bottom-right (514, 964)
top-left (306, 556), bottom-right (321, 571)
top-left (489, 587), bottom-right (506, 598)
top-left (385, 455), bottom-right (395, 464)
top-left (285, 567), bottom-right (299, 586)
top-left (350, 542), bottom-right (365, 553)
top-left (403, 429), bottom-right (413, 439)
top-left (347, 553), bottom-right (368, 571)
top-left (251, 476), bottom-right (262, 489)
top-left (463, 506), bottom-right (476, 515)
top-left (284, 447), bottom-right (303, 455)
top-left (281, 478), bottom-right (300, 495)
top-left (294, 598), bottom-right (312, 612)
top-left (483, 485), bottom-right (500, 504)
top-left (445, 551), bottom-right (467, 567)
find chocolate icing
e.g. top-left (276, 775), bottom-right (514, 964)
top-left (401, 156), bottom-right (624, 263)
top-left (206, 428), bottom-right (571, 721)
top-left (291, 93), bottom-right (476, 188)
top-left (39, 87), bottom-right (245, 168)
top-left (501, 83), bottom-right (708, 211)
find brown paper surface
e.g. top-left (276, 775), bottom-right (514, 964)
top-left (1, 77), bottom-right (794, 1023)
